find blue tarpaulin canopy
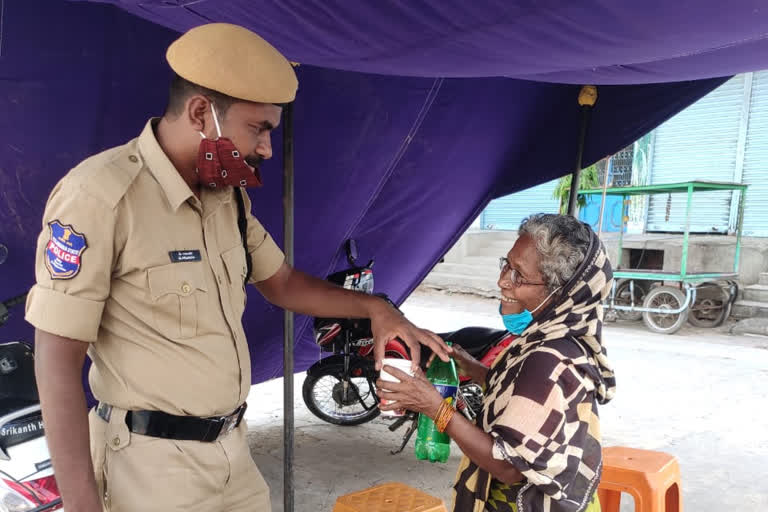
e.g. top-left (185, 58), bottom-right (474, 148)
top-left (2, 0), bottom-right (767, 383)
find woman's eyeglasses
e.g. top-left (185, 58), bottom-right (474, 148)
top-left (499, 257), bottom-right (546, 287)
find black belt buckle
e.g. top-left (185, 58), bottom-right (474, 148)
top-left (205, 403), bottom-right (247, 442)
top-left (95, 402), bottom-right (113, 422)
top-left (220, 404), bottom-right (245, 437)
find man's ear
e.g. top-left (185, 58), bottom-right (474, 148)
top-left (186, 95), bottom-right (210, 134)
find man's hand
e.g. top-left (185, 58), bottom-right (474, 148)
top-left (367, 298), bottom-right (450, 371)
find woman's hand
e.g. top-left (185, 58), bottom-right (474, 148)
top-left (379, 365), bottom-right (522, 486)
top-left (376, 366), bottom-right (444, 419)
top-left (429, 345), bottom-right (489, 385)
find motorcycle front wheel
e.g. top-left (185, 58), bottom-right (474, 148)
top-left (302, 363), bottom-right (380, 426)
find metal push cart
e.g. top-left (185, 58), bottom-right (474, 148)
top-left (578, 180), bottom-right (748, 334)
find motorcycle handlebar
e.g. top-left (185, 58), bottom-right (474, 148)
top-left (0, 292), bottom-right (28, 327)
top-left (3, 293), bottom-right (28, 310)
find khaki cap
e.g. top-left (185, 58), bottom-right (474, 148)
top-left (167, 23), bottom-right (298, 104)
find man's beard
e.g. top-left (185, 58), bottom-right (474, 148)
top-left (245, 155), bottom-right (264, 184)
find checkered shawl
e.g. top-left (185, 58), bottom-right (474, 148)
top-left (453, 230), bottom-right (616, 512)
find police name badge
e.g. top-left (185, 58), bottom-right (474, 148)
top-left (169, 250), bottom-right (202, 263)
top-left (45, 220), bottom-right (88, 280)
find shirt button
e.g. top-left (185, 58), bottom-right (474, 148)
top-left (112, 437), bottom-right (121, 447)
top-left (181, 283), bottom-right (192, 294)
top-left (128, 155), bottom-right (139, 163)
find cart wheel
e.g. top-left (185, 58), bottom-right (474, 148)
top-left (688, 282), bottom-right (731, 328)
top-left (642, 286), bottom-right (688, 335)
top-left (614, 279), bottom-right (650, 322)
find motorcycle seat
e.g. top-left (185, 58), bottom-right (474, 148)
top-left (438, 327), bottom-right (510, 358)
top-left (0, 342), bottom-right (40, 417)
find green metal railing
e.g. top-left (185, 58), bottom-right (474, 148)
top-left (579, 180), bottom-right (747, 316)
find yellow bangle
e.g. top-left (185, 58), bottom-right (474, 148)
top-left (435, 399), bottom-right (456, 433)
top-left (437, 407), bottom-right (455, 433)
top-left (433, 401), bottom-right (448, 424)
top-left (435, 401), bottom-right (448, 423)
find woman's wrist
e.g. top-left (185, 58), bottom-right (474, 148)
top-left (425, 393), bottom-right (444, 420)
top-left (422, 390), bottom-right (443, 421)
top-left (470, 362), bottom-right (489, 384)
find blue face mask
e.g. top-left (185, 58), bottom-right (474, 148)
top-left (499, 288), bottom-right (560, 335)
top-left (499, 305), bottom-right (533, 335)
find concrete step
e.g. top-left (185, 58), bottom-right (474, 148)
top-left (430, 262), bottom-right (499, 279)
top-left (760, 273), bottom-right (768, 286)
top-left (731, 299), bottom-right (768, 319)
top-left (436, 255), bottom-right (499, 269)
top-left (742, 284), bottom-right (768, 303)
top-left (465, 255), bottom-right (501, 266)
top-left (464, 231), bottom-right (519, 255)
top-left (449, 255), bottom-right (500, 266)
top-left (468, 245), bottom-right (516, 258)
top-left (421, 272), bottom-right (499, 297)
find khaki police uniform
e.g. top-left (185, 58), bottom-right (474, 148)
top-left (25, 23), bottom-right (299, 512)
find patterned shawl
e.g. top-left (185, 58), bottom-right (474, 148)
top-left (453, 227), bottom-right (616, 512)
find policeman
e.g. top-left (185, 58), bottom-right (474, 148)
top-left (25, 23), bottom-right (448, 512)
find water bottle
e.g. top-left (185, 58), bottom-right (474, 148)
top-left (414, 342), bottom-right (459, 463)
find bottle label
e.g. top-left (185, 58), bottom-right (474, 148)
top-left (434, 384), bottom-right (458, 406)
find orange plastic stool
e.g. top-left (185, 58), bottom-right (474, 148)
top-left (332, 482), bottom-right (447, 512)
top-left (598, 446), bottom-right (683, 512)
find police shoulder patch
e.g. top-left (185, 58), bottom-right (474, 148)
top-left (45, 220), bottom-right (88, 280)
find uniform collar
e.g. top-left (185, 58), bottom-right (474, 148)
top-left (137, 118), bottom-right (195, 212)
top-left (201, 185), bottom-right (234, 214)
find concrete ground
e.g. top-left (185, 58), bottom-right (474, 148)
top-left (245, 289), bottom-right (768, 511)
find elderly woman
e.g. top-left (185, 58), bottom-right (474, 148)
top-left (378, 214), bottom-right (616, 512)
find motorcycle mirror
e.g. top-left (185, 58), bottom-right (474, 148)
top-left (345, 239), bottom-right (359, 266)
top-left (0, 244), bottom-right (7, 266)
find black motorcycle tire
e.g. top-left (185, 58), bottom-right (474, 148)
top-left (302, 364), bottom-right (381, 426)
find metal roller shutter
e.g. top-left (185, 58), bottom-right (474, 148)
top-left (647, 75), bottom-right (745, 233)
top-left (742, 71), bottom-right (768, 236)
top-left (481, 179), bottom-right (560, 230)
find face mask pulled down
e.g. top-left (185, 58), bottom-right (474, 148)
top-left (197, 104), bottom-right (263, 189)
top-left (499, 287), bottom-right (560, 335)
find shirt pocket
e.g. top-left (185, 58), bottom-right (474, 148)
top-left (147, 262), bottom-right (208, 339)
top-left (221, 245), bottom-right (248, 319)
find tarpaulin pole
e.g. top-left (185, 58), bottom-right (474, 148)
top-left (567, 85), bottom-right (598, 216)
top-left (282, 101), bottom-right (295, 512)
top-left (597, 157), bottom-right (612, 236)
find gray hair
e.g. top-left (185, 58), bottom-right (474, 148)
top-left (518, 214), bottom-right (592, 292)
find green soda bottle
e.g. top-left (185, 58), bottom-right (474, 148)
top-left (414, 342), bottom-right (459, 463)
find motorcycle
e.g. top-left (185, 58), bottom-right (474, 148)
top-left (301, 240), bottom-right (515, 453)
top-left (0, 268), bottom-right (63, 511)
top-left (302, 240), bottom-right (409, 426)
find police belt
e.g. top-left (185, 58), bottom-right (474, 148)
top-left (96, 402), bottom-right (247, 443)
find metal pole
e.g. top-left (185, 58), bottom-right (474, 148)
top-left (681, 183), bottom-right (693, 278)
top-left (282, 102), bottom-right (295, 512)
top-left (734, 187), bottom-right (746, 273)
top-left (616, 195), bottom-right (626, 269)
top-left (597, 157), bottom-right (612, 237)
top-left (567, 85), bottom-right (598, 217)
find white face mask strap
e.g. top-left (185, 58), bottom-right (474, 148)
top-left (210, 103), bottom-right (223, 139)
top-left (531, 287), bottom-right (561, 314)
